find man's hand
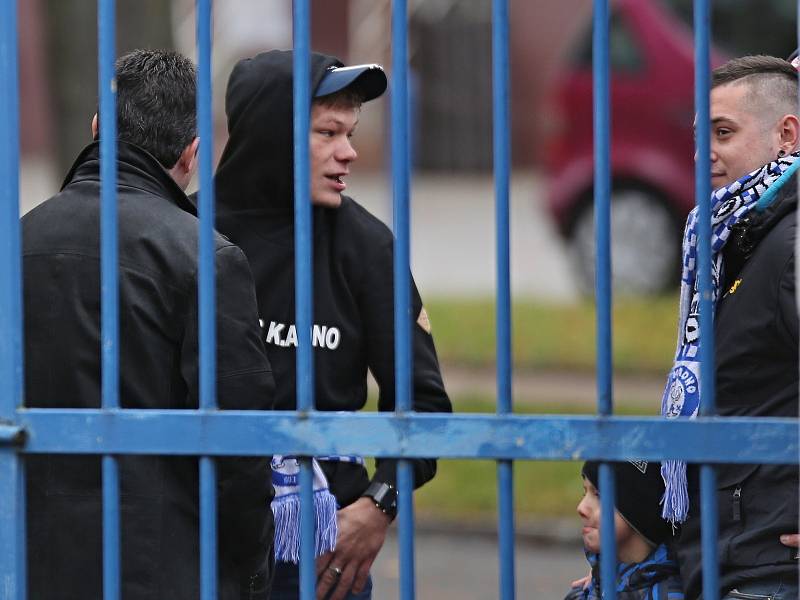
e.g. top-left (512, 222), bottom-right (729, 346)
top-left (780, 534), bottom-right (800, 548)
top-left (315, 497), bottom-right (391, 600)
top-left (570, 573), bottom-right (591, 590)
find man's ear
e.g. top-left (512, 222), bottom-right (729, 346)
top-left (180, 137), bottom-right (200, 175)
top-left (91, 114), bottom-right (99, 140)
top-left (168, 137), bottom-right (200, 190)
top-left (778, 114), bottom-right (800, 154)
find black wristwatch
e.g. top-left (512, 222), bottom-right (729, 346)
top-left (361, 481), bottom-right (398, 520)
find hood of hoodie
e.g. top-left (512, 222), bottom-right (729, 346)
top-left (214, 49), bottom-right (342, 218)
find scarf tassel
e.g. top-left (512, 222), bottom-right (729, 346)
top-left (660, 459), bottom-right (688, 524)
top-left (271, 489), bottom-right (339, 563)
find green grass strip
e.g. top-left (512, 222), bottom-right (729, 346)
top-left (426, 295), bottom-right (679, 374)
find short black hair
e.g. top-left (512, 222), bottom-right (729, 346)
top-left (109, 49), bottom-right (197, 169)
top-left (313, 86), bottom-right (364, 110)
top-left (711, 55), bottom-right (798, 121)
top-left (712, 54), bottom-right (797, 88)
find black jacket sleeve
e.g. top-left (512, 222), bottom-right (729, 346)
top-left (181, 244), bottom-right (276, 596)
top-left (777, 251), bottom-right (797, 349)
top-left (359, 239), bottom-right (452, 491)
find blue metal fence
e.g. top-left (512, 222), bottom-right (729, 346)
top-left (0, 1), bottom-right (798, 599)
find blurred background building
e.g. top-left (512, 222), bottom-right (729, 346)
top-left (17, 0), bottom-right (797, 297)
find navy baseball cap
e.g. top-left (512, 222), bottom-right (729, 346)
top-left (314, 64), bottom-right (387, 102)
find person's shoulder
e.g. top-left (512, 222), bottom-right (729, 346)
top-left (22, 187), bottom-right (98, 250)
top-left (337, 196), bottom-right (394, 246)
top-left (21, 193), bottom-right (62, 226)
top-left (756, 208), bottom-right (795, 264)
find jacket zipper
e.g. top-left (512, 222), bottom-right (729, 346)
top-left (732, 486), bottom-right (742, 522)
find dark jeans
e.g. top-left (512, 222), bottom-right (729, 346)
top-left (269, 561), bottom-right (372, 600)
top-left (721, 579), bottom-right (799, 600)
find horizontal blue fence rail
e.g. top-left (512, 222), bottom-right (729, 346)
top-left (6, 411), bottom-right (797, 463)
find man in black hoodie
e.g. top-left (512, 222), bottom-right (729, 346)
top-left (668, 55), bottom-right (800, 600)
top-left (23, 49), bottom-right (275, 600)
top-left (211, 50), bottom-right (452, 599)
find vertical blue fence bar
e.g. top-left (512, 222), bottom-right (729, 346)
top-left (99, 0), bottom-right (119, 412)
top-left (97, 1), bottom-right (121, 599)
top-left (492, 1), bottom-right (515, 599)
top-left (0, 1), bottom-right (25, 597)
top-left (199, 458), bottom-right (218, 600)
top-left (591, 0), bottom-right (612, 417)
top-left (592, 0), bottom-right (617, 598)
top-left (693, 1), bottom-right (719, 598)
top-left (391, 0), bottom-right (411, 417)
top-left (196, 1), bottom-right (218, 599)
top-left (291, 2), bottom-right (316, 599)
top-left (391, 1), bottom-right (416, 599)
top-left (293, 0), bottom-right (314, 416)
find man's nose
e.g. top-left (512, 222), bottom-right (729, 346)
top-left (694, 148), bottom-right (717, 163)
top-left (336, 138), bottom-right (357, 162)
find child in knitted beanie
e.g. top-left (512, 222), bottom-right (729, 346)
top-left (564, 461), bottom-right (684, 600)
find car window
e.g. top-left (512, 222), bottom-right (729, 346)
top-left (665, 0), bottom-right (796, 59)
top-left (571, 10), bottom-right (645, 72)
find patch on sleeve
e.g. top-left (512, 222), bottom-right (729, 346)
top-left (416, 307), bottom-right (432, 334)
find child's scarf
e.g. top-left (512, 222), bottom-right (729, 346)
top-left (570, 545), bottom-right (680, 599)
top-left (660, 153), bottom-right (800, 524)
top-left (271, 454), bottom-right (364, 563)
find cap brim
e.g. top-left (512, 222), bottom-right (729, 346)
top-left (314, 64), bottom-right (387, 102)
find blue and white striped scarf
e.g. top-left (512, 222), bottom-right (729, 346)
top-left (568, 544), bottom-right (683, 599)
top-left (660, 153), bottom-right (800, 524)
top-left (271, 454), bottom-right (364, 563)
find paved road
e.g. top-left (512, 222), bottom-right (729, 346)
top-left (371, 530), bottom-right (586, 599)
top-left (346, 171), bottom-right (580, 301)
top-left (439, 364), bottom-right (663, 410)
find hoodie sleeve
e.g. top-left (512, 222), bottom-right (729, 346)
top-left (359, 238), bottom-right (452, 492)
top-left (181, 244), bottom-right (275, 591)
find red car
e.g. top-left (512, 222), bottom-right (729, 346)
top-left (543, 0), bottom-right (793, 294)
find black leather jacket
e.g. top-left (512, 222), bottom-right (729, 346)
top-left (22, 141), bottom-right (276, 600)
top-left (675, 177), bottom-right (799, 599)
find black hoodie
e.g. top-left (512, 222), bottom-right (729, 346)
top-left (208, 49), bottom-right (452, 506)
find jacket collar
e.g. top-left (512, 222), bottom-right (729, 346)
top-left (62, 141), bottom-right (197, 217)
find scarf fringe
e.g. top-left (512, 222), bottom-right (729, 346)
top-left (271, 489), bottom-right (339, 564)
top-left (660, 460), bottom-right (688, 524)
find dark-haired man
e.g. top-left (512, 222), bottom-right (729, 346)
top-left (23, 49), bottom-right (275, 600)
top-left (663, 55), bottom-right (800, 600)
top-left (209, 50), bottom-right (452, 600)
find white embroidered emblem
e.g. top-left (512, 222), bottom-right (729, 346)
top-left (628, 460), bottom-right (648, 474)
top-left (416, 307), bottom-right (432, 334)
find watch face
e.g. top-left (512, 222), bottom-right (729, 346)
top-left (365, 482), bottom-right (397, 516)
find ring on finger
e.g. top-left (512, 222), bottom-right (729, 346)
top-left (328, 565), bottom-right (343, 578)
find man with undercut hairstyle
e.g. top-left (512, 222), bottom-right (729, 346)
top-left (660, 55), bottom-right (800, 599)
top-left (22, 49), bottom-right (275, 600)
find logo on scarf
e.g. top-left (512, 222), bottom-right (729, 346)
top-left (664, 365), bottom-right (699, 418)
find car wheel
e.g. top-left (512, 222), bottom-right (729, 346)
top-left (569, 186), bottom-right (682, 295)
